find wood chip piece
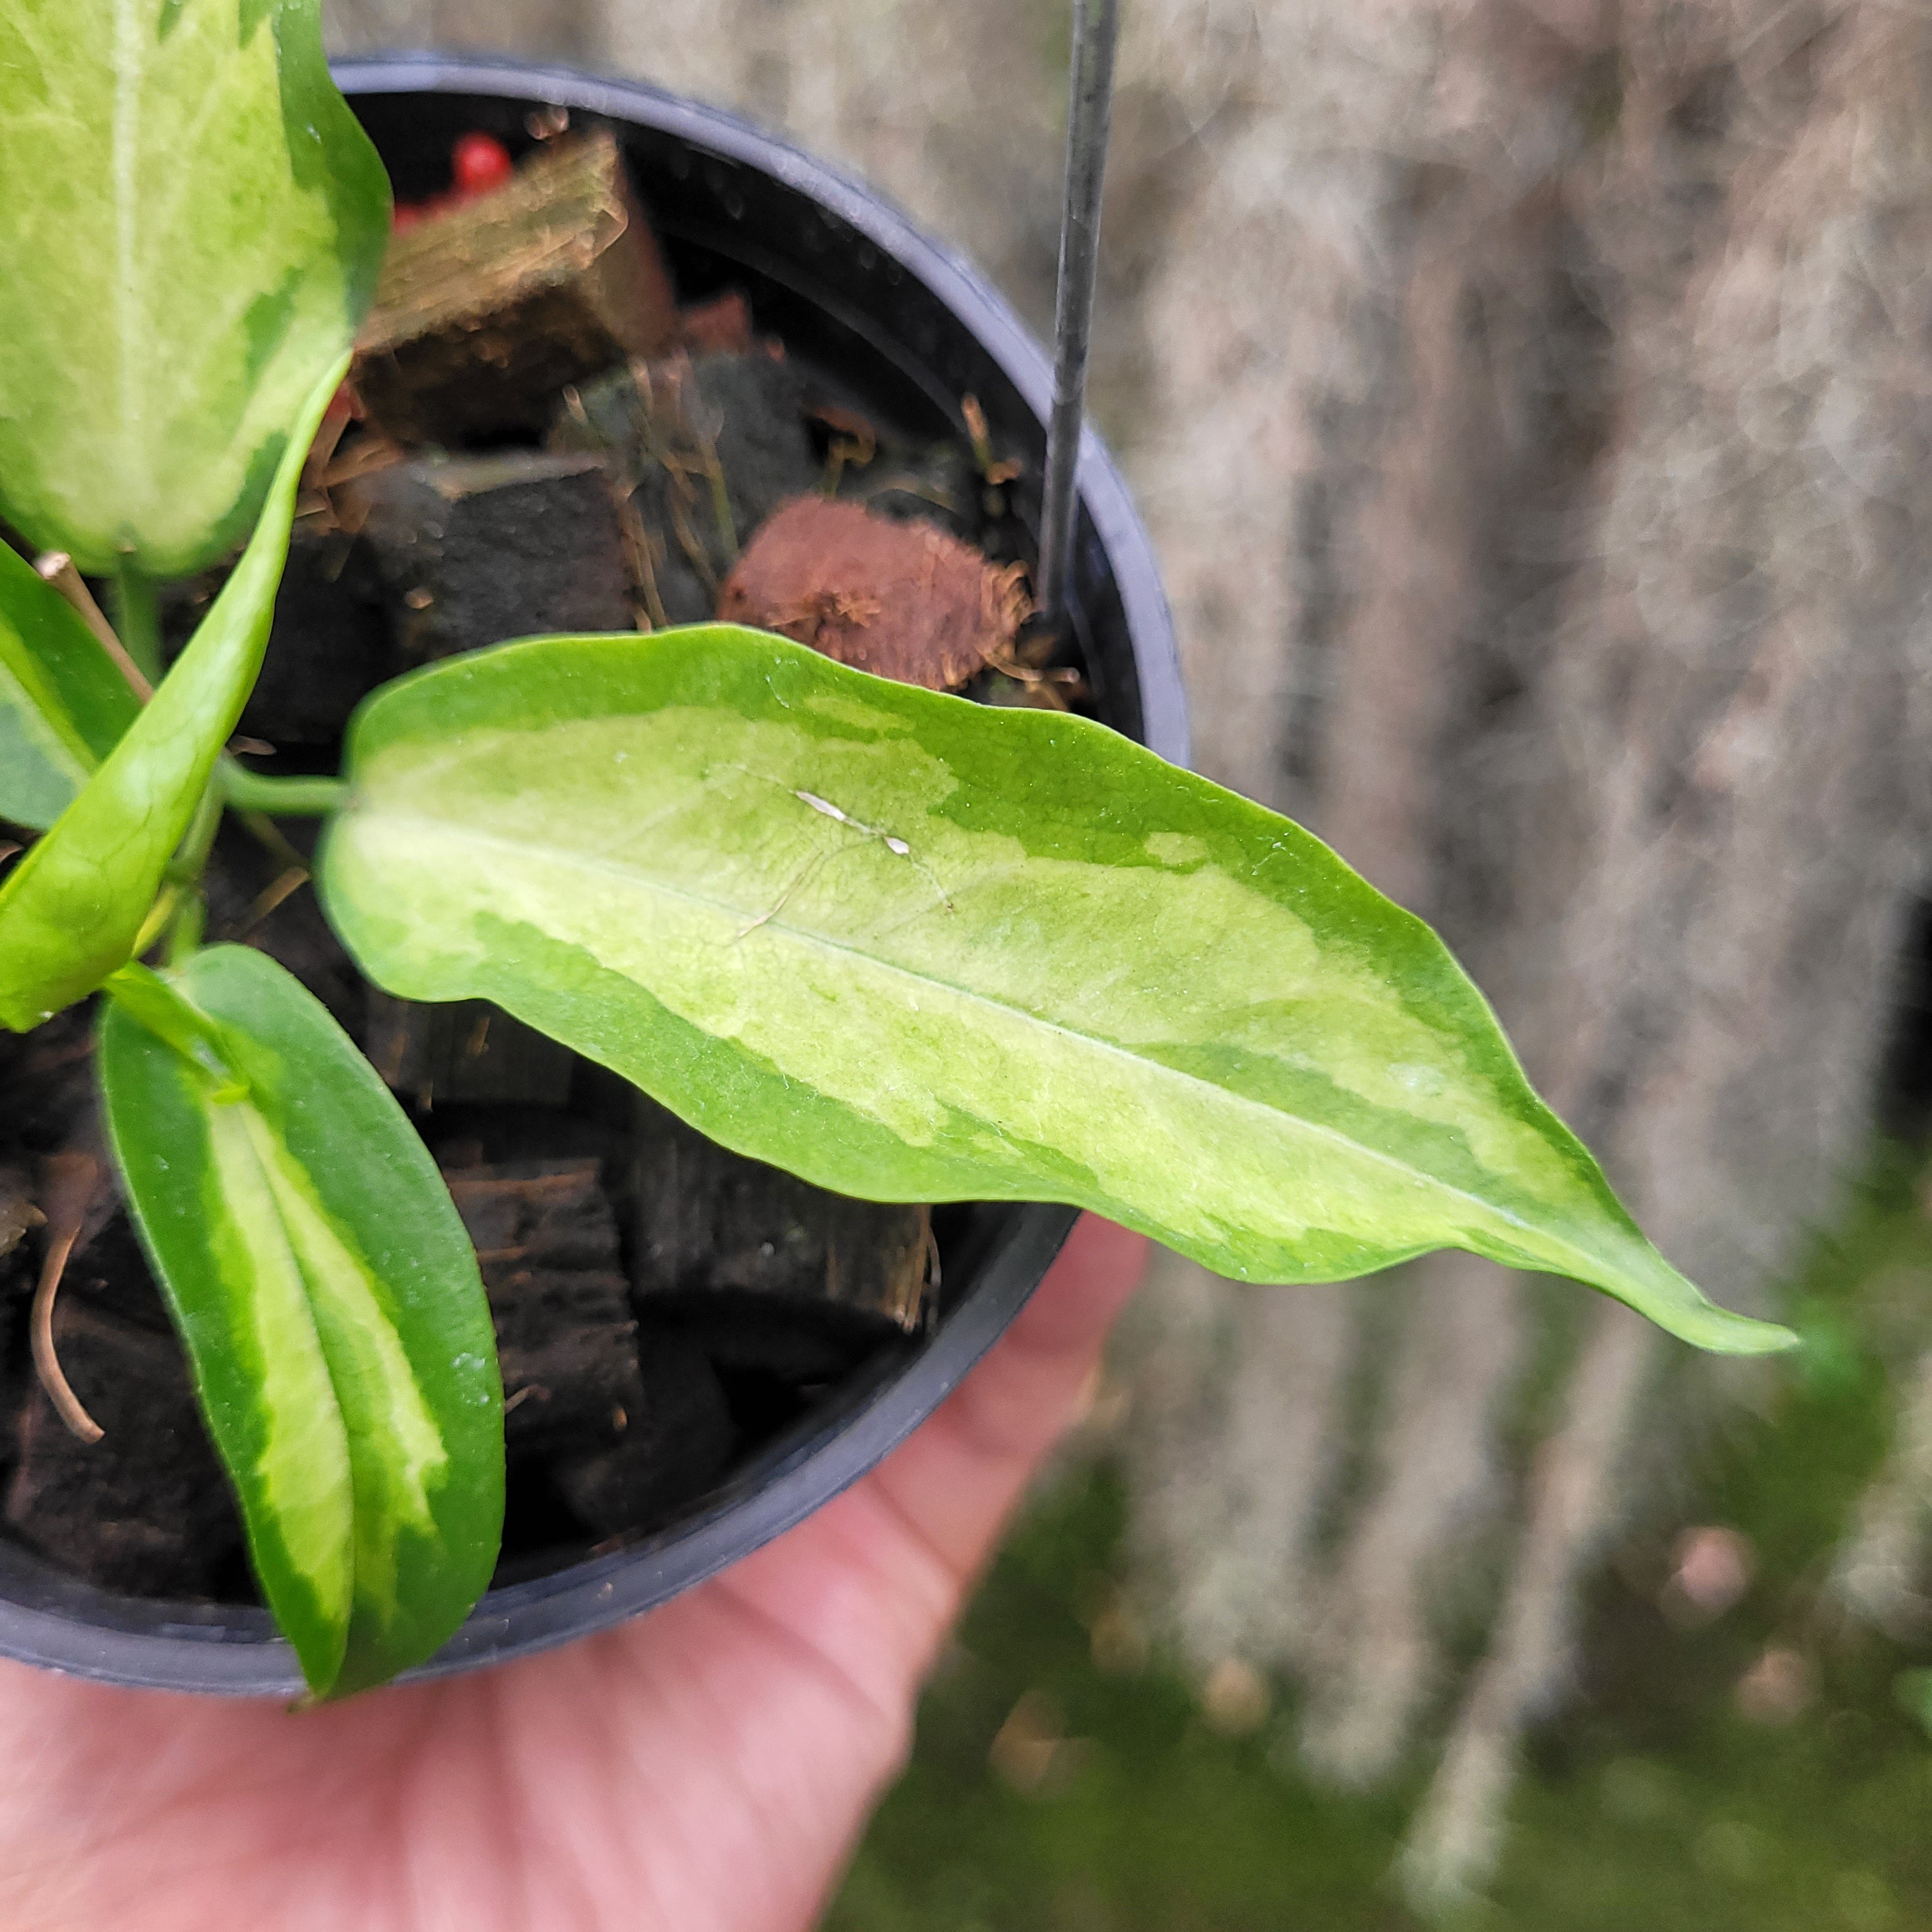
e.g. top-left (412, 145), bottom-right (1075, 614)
top-left (444, 1157), bottom-right (623, 1284)
top-left (717, 496), bottom-right (1029, 689)
top-left (677, 290), bottom-right (756, 356)
top-left (353, 129), bottom-right (678, 445)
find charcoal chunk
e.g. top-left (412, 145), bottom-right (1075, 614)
top-left (345, 450), bottom-right (634, 663)
top-left (0, 1164), bottom-right (41, 1268)
top-left (5, 1303), bottom-right (242, 1598)
top-left (201, 829), bottom-right (367, 1044)
top-left (242, 521), bottom-right (395, 747)
top-left (368, 994), bottom-right (574, 1109)
top-left (445, 1159), bottom-right (643, 1460)
top-left (632, 1097), bottom-right (933, 1337)
top-left (1, 1007), bottom-right (100, 1158)
top-left (837, 434), bottom-right (983, 543)
top-left (553, 1324), bottom-right (736, 1538)
top-left (643, 1292), bottom-right (908, 1390)
top-left (61, 1208), bottom-right (174, 1338)
top-left (550, 349), bottom-right (819, 624)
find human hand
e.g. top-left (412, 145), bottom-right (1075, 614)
top-left (0, 1215), bottom-right (1147, 1932)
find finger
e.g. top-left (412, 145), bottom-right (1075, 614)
top-left (541, 1222), bottom-right (1146, 1932)
top-left (712, 1216), bottom-right (1147, 1713)
top-left (868, 1213), bottom-right (1147, 1576)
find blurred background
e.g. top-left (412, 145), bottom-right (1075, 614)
top-left (331, 3), bottom-right (1932, 1922)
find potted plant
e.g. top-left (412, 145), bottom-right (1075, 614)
top-left (0, 4), bottom-right (1790, 1703)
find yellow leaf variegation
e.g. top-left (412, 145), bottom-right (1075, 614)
top-left (0, 0), bottom-right (388, 576)
top-left (99, 946), bottom-right (502, 1698)
top-left (318, 627), bottom-right (1793, 1358)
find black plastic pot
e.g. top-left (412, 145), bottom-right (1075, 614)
top-left (0, 56), bottom-right (1186, 1695)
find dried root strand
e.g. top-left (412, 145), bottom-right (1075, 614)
top-left (31, 1153), bottom-right (107, 1445)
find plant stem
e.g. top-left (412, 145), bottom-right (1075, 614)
top-left (133, 882), bottom-right (185, 957)
top-left (109, 567), bottom-right (165, 686)
top-left (165, 892), bottom-right (206, 965)
top-left (168, 777), bottom-right (225, 887)
top-left (219, 763), bottom-right (348, 817)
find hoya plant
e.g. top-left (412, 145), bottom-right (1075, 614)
top-left (0, 1), bottom-right (1792, 1700)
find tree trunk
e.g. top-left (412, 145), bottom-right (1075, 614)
top-left (328, 0), bottom-right (599, 61)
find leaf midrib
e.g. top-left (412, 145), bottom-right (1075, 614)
top-left (346, 802), bottom-right (1606, 1266)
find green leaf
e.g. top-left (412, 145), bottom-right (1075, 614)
top-left (318, 627), bottom-right (1793, 1357)
top-left (0, 545), bottom-right (144, 831)
top-left (98, 944), bottom-right (503, 1698)
top-left (0, 358), bottom-right (344, 1031)
top-left (0, 0), bottom-right (388, 576)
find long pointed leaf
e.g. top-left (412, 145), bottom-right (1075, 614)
top-left (0, 545), bottom-right (144, 831)
top-left (319, 627), bottom-right (1792, 1357)
top-left (0, 0), bottom-right (388, 575)
top-left (98, 944), bottom-right (503, 1698)
top-left (0, 359), bottom-right (344, 1031)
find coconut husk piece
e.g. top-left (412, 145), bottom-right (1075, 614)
top-left (717, 496), bottom-right (1031, 691)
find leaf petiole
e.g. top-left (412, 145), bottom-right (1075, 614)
top-left (165, 891), bottom-right (206, 966)
top-left (219, 763), bottom-right (348, 818)
top-left (167, 777), bottom-right (225, 887)
top-left (132, 883), bottom-right (185, 958)
top-left (108, 568), bottom-right (164, 686)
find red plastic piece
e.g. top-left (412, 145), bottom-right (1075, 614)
top-left (452, 132), bottom-right (516, 197)
top-left (391, 133), bottom-right (518, 232)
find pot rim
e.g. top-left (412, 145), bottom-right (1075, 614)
top-left (334, 52), bottom-right (1186, 768)
top-left (0, 53), bottom-right (1186, 1696)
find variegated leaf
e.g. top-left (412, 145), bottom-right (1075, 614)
top-left (0, 358), bottom-right (344, 1032)
top-left (318, 627), bottom-right (1792, 1357)
top-left (0, 0), bottom-right (388, 575)
top-left (98, 944), bottom-right (502, 1698)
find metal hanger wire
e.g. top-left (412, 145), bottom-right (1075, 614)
top-left (1036, 0), bottom-right (1121, 631)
